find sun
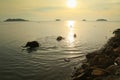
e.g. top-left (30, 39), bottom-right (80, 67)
top-left (67, 0), bottom-right (77, 8)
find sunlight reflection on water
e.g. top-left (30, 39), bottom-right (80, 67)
top-left (66, 20), bottom-right (76, 47)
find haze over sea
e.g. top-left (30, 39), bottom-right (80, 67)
top-left (0, 20), bottom-right (120, 80)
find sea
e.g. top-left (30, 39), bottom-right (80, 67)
top-left (0, 20), bottom-right (120, 80)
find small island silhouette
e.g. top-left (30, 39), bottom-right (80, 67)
top-left (55, 19), bottom-right (61, 21)
top-left (4, 18), bottom-right (29, 22)
top-left (82, 19), bottom-right (86, 21)
top-left (96, 19), bottom-right (107, 21)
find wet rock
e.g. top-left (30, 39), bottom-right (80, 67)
top-left (106, 65), bottom-right (120, 75)
top-left (71, 28), bottom-right (120, 80)
top-left (93, 77), bottom-right (105, 80)
top-left (105, 36), bottom-right (120, 49)
top-left (114, 57), bottom-right (120, 65)
top-left (114, 47), bottom-right (120, 53)
top-left (86, 50), bottom-right (100, 60)
top-left (72, 67), bottom-right (85, 78)
top-left (115, 67), bottom-right (120, 76)
top-left (104, 75), bottom-right (120, 80)
top-left (113, 28), bottom-right (120, 37)
top-left (56, 36), bottom-right (64, 41)
top-left (89, 55), bottom-right (114, 68)
top-left (81, 63), bottom-right (89, 69)
top-left (24, 41), bottom-right (40, 49)
top-left (91, 68), bottom-right (107, 76)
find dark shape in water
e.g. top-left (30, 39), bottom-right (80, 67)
top-left (56, 36), bottom-right (64, 41)
top-left (74, 34), bottom-right (77, 38)
top-left (24, 41), bottom-right (39, 49)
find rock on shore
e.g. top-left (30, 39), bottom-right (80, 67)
top-left (72, 28), bottom-right (120, 80)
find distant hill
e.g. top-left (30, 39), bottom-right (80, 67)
top-left (4, 18), bottom-right (29, 22)
top-left (55, 19), bottom-right (61, 21)
top-left (96, 19), bottom-right (107, 21)
top-left (82, 19), bottom-right (86, 21)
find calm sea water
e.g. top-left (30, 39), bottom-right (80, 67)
top-left (0, 21), bottom-right (120, 80)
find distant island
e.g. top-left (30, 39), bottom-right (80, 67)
top-left (4, 18), bottom-right (29, 22)
top-left (55, 19), bottom-right (61, 21)
top-left (96, 19), bottom-right (107, 21)
top-left (82, 19), bottom-right (86, 21)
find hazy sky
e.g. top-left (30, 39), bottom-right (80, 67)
top-left (0, 0), bottom-right (120, 21)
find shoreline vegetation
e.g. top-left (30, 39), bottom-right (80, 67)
top-left (4, 18), bottom-right (29, 22)
top-left (72, 29), bottom-right (120, 80)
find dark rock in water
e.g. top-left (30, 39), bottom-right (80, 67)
top-left (56, 36), bottom-right (64, 41)
top-left (74, 34), bottom-right (77, 38)
top-left (24, 41), bottom-right (39, 49)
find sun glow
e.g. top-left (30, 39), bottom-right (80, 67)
top-left (67, 0), bottom-right (77, 8)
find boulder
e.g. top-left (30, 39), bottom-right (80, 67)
top-left (113, 28), bottom-right (120, 37)
top-left (89, 55), bottom-right (114, 68)
top-left (56, 36), bottom-right (64, 41)
top-left (114, 57), bottom-right (120, 65)
top-left (24, 41), bottom-right (39, 49)
top-left (114, 47), bottom-right (120, 53)
top-left (106, 65), bottom-right (120, 75)
top-left (91, 68), bottom-right (106, 76)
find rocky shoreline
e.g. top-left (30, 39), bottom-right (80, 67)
top-left (71, 29), bottom-right (120, 80)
